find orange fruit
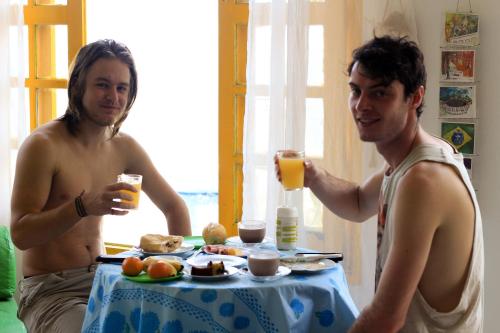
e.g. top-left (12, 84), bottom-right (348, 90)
top-left (147, 261), bottom-right (176, 279)
top-left (122, 256), bottom-right (143, 276)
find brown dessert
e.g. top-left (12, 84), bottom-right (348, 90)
top-left (191, 261), bottom-right (226, 276)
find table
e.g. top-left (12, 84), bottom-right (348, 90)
top-left (81, 256), bottom-right (359, 333)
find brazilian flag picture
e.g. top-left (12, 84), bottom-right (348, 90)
top-left (441, 122), bottom-right (475, 155)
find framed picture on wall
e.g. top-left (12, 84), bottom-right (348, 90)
top-left (443, 12), bottom-right (480, 46)
top-left (440, 49), bottom-right (476, 82)
top-left (439, 85), bottom-right (476, 118)
top-left (441, 121), bottom-right (476, 155)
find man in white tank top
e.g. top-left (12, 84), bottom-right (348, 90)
top-left (276, 36), bottom-right (483, 332)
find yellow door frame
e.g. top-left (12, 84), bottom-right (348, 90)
top-left (219, 0), bottom-right (248, 236)
top-left (24, 0), bottom-right (86, 131)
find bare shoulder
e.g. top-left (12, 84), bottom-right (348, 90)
top-left (395, 159), bottom-right (469, 228)
top-left (401, 160), bottom-right (462, 193)
top-left (112, 131), bottom-right (141, 150)
top-left (18, 121), bottom-right (67, 158)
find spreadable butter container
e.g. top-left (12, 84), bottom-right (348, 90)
top-left (276, 206), bottom-right (298, 250)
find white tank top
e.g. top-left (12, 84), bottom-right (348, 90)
top-left (376, 144), bottom-right (484, 332)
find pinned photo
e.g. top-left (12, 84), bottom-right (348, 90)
top-left (441, 122), bottom-right (475, 155)
top-left (439, 86), bottom-right (476, 118)
top-left (444, 12), bottom-right (479, 46)
top-left (441, 49), bottom-right (475, 82)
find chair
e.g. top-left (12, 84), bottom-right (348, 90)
top-left (0, 225), bottom-right (26, 332)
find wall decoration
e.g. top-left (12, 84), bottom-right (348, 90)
top-left (441, 122), bottom-right (475, 155)
top-left (443, 12), bottom-right (479, 46)
top-left (439, 85), bottom-right (476, 118)
top-left (440, 49), bottom-right (475, 82)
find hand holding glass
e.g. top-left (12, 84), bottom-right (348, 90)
top-left (277, 150), bottom-right (305, 191)
top-left (117, 174), bottom-right (142, 209)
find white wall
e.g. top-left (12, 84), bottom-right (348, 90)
top-left (414, 1), bottom-right (499, 331)
top-left (363, 0), bottom-right (497, 331)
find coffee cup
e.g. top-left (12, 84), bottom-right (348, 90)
top-left (247, 250), bottom-right (280, 276)
top-left (238, 220), bottom-right (266, 243)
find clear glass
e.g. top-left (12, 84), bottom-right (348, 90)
top-left (87, 0), bottom-right (218, 243)
top-left (238, 220), bottom-right (266, 243)
top-left (117, 174), bottom-right (143, 210)
top-left (277, 150), bottom-right (305, 191)
top-left (248, 249), bottom-right (280, 276)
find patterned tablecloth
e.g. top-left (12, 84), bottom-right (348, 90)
top-left (81, 258), bottom-right (359, 333)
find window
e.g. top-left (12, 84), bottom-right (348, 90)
top-left (23, 0), bottom-right (246, 246)
top-left (23, 0), bottom-right (85, 129)
top-left (86, 1), bottom-right (219, 244)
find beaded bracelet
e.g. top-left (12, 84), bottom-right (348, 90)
top-left (75, 191), bottom-right (88, 217)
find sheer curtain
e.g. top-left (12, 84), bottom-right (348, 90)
top-left (0, 0), bottom-right (26, 228)
top-left (244, 0), bottom-right (375, 308)
top-left (243, 0), bottom-right (309, 240)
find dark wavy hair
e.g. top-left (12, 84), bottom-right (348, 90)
top-left (347, 36), bottom-right (426, 117)
top-left (59, 39), bottom-right (138, 136)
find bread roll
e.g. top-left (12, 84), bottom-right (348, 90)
top-left (202, 223), bottom-right (227, 245)
top-left (140, 234), bottom-right (184, 253)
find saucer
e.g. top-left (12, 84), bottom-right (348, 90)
top-left (226, 236), bottom-right (274, 245)
top-left (240, 266), bottom-right (291, 282)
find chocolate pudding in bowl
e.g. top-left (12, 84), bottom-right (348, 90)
top-left (248, 250), bottom-right (280, 276)
top-left (238, 220), bottom-right (266, 243)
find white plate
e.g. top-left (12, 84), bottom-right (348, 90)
top-left (136, 243), bottom-right (195, 256)
top-left (202, 245), bottom-right (248, 257)
top-left (186, 254), bottom-right (246, 268)
top-left (184, 266), bottom-right (239, 281)
top-left (241, 266), bottom-right (291, 282)
top-left (280, 258), bottom-right (336, 273)
top-left (226, 236), bottom-right (274, 245)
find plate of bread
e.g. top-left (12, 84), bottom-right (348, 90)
top-left (137, 234), bottom-right (194, 255)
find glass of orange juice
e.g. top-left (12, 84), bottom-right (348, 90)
top-left (277, 150), bottom-right (305, 191)
top-left (117, 174), bottom-right (142, 209)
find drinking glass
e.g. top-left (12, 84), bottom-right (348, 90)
top-left (117, 174), bottom-right (142, 209)
top-left (277, 150), bottom-right (305, 191)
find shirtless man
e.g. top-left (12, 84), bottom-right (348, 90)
top-left (277, 36), bottom-right (483, 332)
top-left (10, 39), bottom-right (191, 332)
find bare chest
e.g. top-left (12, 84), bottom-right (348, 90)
top-left (46, 143), bottom-right (127, 209)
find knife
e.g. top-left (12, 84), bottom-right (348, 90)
top-left (280, 253), bottom-right (343, 263)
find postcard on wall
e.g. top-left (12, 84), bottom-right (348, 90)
top-left (441, 49), bottom-right (476, 82)
top-left (441, 122), bottom-right (475, 155)
top-left (439, 85), bottom-right (476, 118)
top-left (443, 12), bottom-right (480, 46)
top-left (463, 157), bottom-right (473, 180)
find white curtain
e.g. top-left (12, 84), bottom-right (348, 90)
top-left (243, 0), bottom-right (309, 244)
top-left (0, 0), bottom-right (27, 227)
top-left (244, 0), bottom-right (379, 309)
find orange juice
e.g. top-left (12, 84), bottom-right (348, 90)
top-left (117, 174), bottom-right (143, 209)
top-left (278, 156), bottom-right (304, 190)
top-left (121, 183), bottom-right (141, 209)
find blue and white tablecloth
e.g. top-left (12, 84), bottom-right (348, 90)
top-left (82, 260), bottom-right (358, 333)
